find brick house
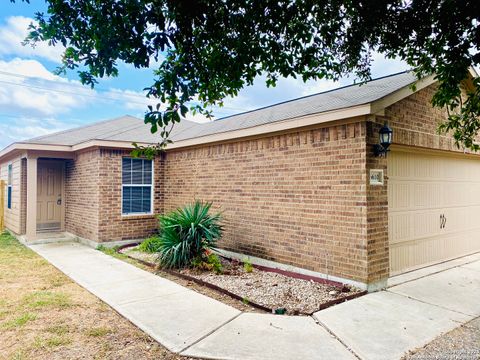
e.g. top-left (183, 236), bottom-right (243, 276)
top-left (1, 70), bottom-right (479, 291)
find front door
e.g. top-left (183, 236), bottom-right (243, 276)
top-left (37, 160), bottom-right (64, 231)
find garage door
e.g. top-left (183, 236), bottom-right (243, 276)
top-left (389, 150), bottom-right (480, 275)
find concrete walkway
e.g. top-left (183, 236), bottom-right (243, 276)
top-left (30, 242), bottom-right (480, 360)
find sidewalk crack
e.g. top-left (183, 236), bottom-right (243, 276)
top-left (312, 315), bottom-right (363, 360)
top-left (178, 312), bottom-right (243, 355)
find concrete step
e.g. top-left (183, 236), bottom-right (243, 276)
top-left (18, 232), bottom-right (77, 246)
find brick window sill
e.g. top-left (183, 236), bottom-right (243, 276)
top-left (121, 214), bottom-right (156, 220)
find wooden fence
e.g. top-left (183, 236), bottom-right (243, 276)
top-left (0, 180), bottom-right (5, 232)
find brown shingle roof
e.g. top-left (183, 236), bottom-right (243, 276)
top-left (27, 71), bottom-right (416, 146)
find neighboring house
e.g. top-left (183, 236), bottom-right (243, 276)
top-left (1, 70), bottom-right (479, 291)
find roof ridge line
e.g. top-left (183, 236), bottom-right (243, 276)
top-left (102, 117), bottom-right (202, 143)
top-left (90, 121), bottom-right (148, 144)
top-left (27, 114), bottom-right (141, 142)
top-left (214, 70), bottom-right (412, 122)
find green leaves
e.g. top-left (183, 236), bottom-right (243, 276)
top-left (156, 201), bottom-right (223, 269)
top-left (18, 0), bottom-right (480, 150)
top-left (438, 78), bottom-right (480, 152)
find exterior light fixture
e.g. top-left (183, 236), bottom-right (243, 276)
top-left (373, 123), bottom-right (393, 157)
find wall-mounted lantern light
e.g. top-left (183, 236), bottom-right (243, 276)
top-left (373, 123), bottom-right (393, 157)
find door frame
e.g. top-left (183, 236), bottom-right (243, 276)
top-left (36, 159), bottom-right (66, 232)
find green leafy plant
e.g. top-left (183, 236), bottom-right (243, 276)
top-left (243, 258), bottom-right (254, 273)
top-left (156, 201), bottom-right (222, 268)
top-left (192, 253), bottom-right (223, 274)
top-left (138, 236), bottom-right (162, 253)
top-left (96, 245), bottom-right (127, 261)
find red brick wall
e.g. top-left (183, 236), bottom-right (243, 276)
top-left (97, 149), bottom-right (163, 242)
top-left (365, 122), bottom-right (389, 283)
top-left (163, 122), bottom-right (369, 282)
top-left (65, 149), bottom-right (101, 241)
top-left (380, 83), bottom-right (472, 152)
top-left (62, 84), bottom-right (472, 285)
top-left (365, 84), bottom-right (479, 282)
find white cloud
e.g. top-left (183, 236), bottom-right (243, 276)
top-left (0, 16), bottom-right (65, 63)
top-left (370, 53), bottom-right (410, 77)
top-left (105, 88), bottom-right (157, 111)
top-left (0, 116), bottom-right (79, 149)
top-left (0, 58), bottom-right (165, 115)
top-left (0, 58), bottom-right (87, 115)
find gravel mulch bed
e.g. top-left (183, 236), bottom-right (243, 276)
top-left (118, 246), bottom-right (261, 313)
top-left (120, 246), bottom-right (363, 315)
top-left (121, 247), bottom-right (158, 264)
top-left (180, 260), bottom-right (362, 315)
top-left (402, 316), bottom-right (480, 360)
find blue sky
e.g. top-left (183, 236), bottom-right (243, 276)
top-left (0, 1), bottom-right (409, 149)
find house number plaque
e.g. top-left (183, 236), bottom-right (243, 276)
top-left (369, 169), bottom-right (384, 186)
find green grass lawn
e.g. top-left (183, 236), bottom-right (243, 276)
top-left (0, 232), bottom-right (185, 360)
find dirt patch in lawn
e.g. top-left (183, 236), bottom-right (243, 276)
top-left (121, 246), bottom-right (364, 315)
top-left (0, 232), bottom-right (196, 360)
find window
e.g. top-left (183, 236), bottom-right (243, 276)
top-left (122, 158), bottom-right (153, 215)
top-left (7, 163), bottom-right (12, 209)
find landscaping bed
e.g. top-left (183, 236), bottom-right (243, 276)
top-left (119, 244), bottom-right (365, 315)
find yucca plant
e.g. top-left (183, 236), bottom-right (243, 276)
top-left (156, 201), bottom-right (223, 268)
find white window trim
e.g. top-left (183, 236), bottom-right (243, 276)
top-left (7, 162), bottom-right (12, 210)
top-left (121, 158), bottom-right (154, 216)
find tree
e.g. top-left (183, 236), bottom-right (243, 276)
top-left (14, 0), bottom-right (480, 152)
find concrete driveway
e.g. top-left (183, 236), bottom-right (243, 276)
top-left (30, 242), bottom-right (480, 360)
top-left (315, 253), bottom-right (480, 360)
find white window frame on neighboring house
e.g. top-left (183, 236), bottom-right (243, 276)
top-left (7, 163), bottom-right (12, 210)
top-left (121, 158), bottom-right (154, 216)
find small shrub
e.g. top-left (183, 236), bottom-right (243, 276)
top-left (208, 253), bottom-right (223, 274)
top-left (156, 201), bottom-right (223, 268)
top-left (138, 236), bottom-right (162, 253)
top-left (192, 253), bottom-right (223, 274)
top-left (243, 259), bottom-right (254, 273)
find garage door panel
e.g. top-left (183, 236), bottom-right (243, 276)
top-left (390, 232), bottom-right (476, 274)
top-left (388, 183), bottom-right (409, 210)
top-left (413, 182), bottom-right (442, 209)
top-left (389, 213), bottom-right (410, 243)
top-left (389, 151), bottom-right (480, 275)
top-left (389, 210), bottom-right (441, 244)
top-left (412, 211), bottom-right (439, 239)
